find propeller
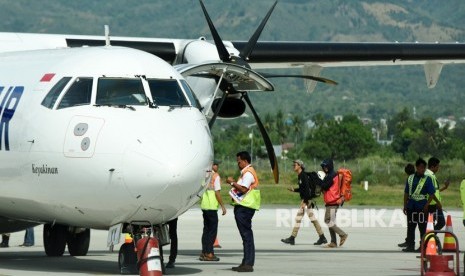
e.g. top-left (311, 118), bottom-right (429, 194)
top-left (199, 0), bottom-right (280, 183)
top-left (259, 73), bottom-right (338, 85)
top-left (242, 92), bottom-right (279, 183)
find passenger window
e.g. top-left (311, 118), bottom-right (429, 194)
top-left (147, 79), bottom-right (188, 106)
top-left (180, 80), bottom-right (201, 109)
top-left (96, 78), bottom-right (146, 106)
top-left (57, 77), bottom-right (93, 109)
top-left (41, 77), bottom-right (72, 109)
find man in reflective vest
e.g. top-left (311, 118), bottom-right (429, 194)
top-left (227, 151), bottom-right (260, 273)
top-left (425, 157), bottom-right (449, 230)
top-left (402, 158), bottom-right (438, 252)
top-left (460, 179), bottom-right (465, 227)
top-left (199, 161), bottom-right (227, 262)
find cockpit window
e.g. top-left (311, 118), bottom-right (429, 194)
top-left (180, 80), bottom-right (201, 109)
top-left (57, 77), bottom-right (93, 109)
top-left (96, 78), bottom-right (147, 106)
top-left (147, 79), bottom-right (189, 106)
top-left (41, 77), bottom-right (71, 109)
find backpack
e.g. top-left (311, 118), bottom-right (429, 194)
top-left (305, 171), bottom-right (322, 199)
top-left (337, 168), bottom-right (352, 203)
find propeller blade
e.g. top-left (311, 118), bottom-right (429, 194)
top-left (242, 93), bottom-right (279, 183)
top-left (240, 1), bottom-right (278, 61)
top-left (199, 0), bottom-right (231, 62)
top-left (208, 91), bottom-right (228, 129)
top-left (259, 73), bottom-right (338, 85)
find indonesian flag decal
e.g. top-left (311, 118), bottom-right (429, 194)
top-left (40, 73), bottom-right (55, 82)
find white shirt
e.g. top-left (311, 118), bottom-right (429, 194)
top-left (213, 173), bottom-right (221, 191)
top-left (238, 165), bottom-right (255, 189)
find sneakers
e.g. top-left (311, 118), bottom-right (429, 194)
top-left (165, 261), bottom-right (175, 268)
top-left (199, 253), bottom-right (220, 261)
top-left (19, 243), bottom-right (34, 247)
top-left (232, 265), bottom-right (254, 272)
top-left (314, 235), bottom-right (327, 245)
top-left (339, 234), bottom-right (348, 246)
top-left (402, 246), bottom-right (419, 253)
top-left (281, 236), bottom-right (295, 245)
top-left (324, 242), bottom-right (337, 248)
top-left (397, 241), bottom-right (408, 247)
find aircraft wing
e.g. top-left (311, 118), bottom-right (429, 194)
top-left (2, 32), bottom-right (465, 89)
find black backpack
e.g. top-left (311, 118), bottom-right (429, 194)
top-left (305, 171), bottom-right (322, 199)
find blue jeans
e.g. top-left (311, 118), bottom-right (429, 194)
top-left (234, 205), bottom-right (256, 266)
top-left (201, 210), bottom-right (219, 254)
top-left (24, 227), bottom-right (34, 245)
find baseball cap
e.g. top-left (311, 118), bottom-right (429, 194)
top-left (293, 159), bottom-right (305, 169)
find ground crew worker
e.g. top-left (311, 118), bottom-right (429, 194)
top-left (281, 159), bottom-right (327, 246)
top-left (0, 233), bottom-right (9, 247)
top-left (402, 158), bottom-right (439, 252)
top-left (227, 151), bottom-right (260, 273)
top-left (199, 161), bottom-right (226, 262)
top-left (461, 179), bottom-right (465, 227)
top-left (425, 157), bottom-right (449, 230)
top-left (320, 159), bottom-right (348, 248)
top-left (398, 163), bottom-right (415, 248)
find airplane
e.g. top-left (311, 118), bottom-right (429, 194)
top-left (1, 0), bottom-right (465, 274)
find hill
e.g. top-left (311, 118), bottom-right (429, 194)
top-left (0, 0), bottom-right (464, 121)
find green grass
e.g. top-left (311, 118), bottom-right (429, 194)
top-left (219, 175), bottom-right (464, 209)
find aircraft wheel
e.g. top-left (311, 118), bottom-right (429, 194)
top-left (43, 223), bottom-right (67, 256)
top-left (67, 228), bottom-right (90, 256)
top-left (118, 242), bottom-right (138, 275)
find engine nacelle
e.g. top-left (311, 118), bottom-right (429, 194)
top-left (211, 98), bottom-right (246, 118)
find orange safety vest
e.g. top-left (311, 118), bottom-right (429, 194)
top-left (238, 166), bottom-right (259, 190)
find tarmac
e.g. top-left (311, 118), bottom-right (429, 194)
top-left (0, 206), bottom-right (463, 276)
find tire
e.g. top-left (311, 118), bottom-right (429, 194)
top-left (43, 223), bottom-right (67, 257)
top-left (67, 228), bottom-right (90, 256)
top-left (118, 242), bottom-right (138, 275)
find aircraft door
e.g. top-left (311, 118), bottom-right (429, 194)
top-left (63, 116), bottom-right (104, 158)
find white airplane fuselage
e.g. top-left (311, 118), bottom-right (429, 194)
top-left (0, 46), bottom-right (213, 230)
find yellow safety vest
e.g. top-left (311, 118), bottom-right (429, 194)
top-left (460, 180), bottom-right (465, 220)
top-left (408, 174), bottom-right (428, 201)
top-left (425, 170), bottom-right (441, 205)
top-left (200, 172), bottom-right (220, 210)
top-left (231, 166), bottom-right (261, 210)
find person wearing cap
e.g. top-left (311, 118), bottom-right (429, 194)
top-left (199, 161), bottom-right (226, 262)
top-left (281, 159), bottom-right (327, 246)
top-left (320, 159), bottom-right (348, 248)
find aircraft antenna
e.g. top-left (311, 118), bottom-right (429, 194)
top-left (104, 25), bottom-right (111, 46)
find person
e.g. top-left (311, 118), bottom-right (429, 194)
top-left (402, 158), bottom-right (439, 252)
top-left (199, 161), bottom-right (227, 261)
top-left (165, 218), bottom-right (178, 268)
top-left (227, 151), bottom-right (260, 273)
top-left (398, 163), bottom-right (415, 248)
top-left (425, 157), bottom-right (449, 230)
top-left (319, 159), bottom-right (348, 248)
top-left (0, 233), bottom-right (9, 247)
top-left (461, 179), bottom-right (465, 227)
top-left (20, 227), bottom-right (34, 247)
top-left (281, 159), bottom-right (327, 246)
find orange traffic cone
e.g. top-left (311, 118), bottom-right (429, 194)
top-left (443, 215), bottom-right (456, 252)
top-left (213, 237), bottom-right (221, 248)
top-left (425, 213), bottom-right (437, 256)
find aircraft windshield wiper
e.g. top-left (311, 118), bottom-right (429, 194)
top-left (146, 96), bottom-right (158, 109)
top-left (94, 104), bottom-right (136, 111)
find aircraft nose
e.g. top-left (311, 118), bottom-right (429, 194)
top-left (122, 110), bottom-right (213, 213)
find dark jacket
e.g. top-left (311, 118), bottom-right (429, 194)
top-left (293, 170), bottom-right (311, 202)
top-left (320, 159), bottom-right (336, 191)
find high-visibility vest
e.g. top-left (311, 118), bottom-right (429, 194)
top-left (425, 170), bottom-right (441, 205)
top-left (231, 166), bottom-right (261, 210)
top-left (407, 174), bottom-right (429, 201)
top-left (460, 179), bottom-right (465, 220)
top-left (200, 172), bottom-right (220, 210)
